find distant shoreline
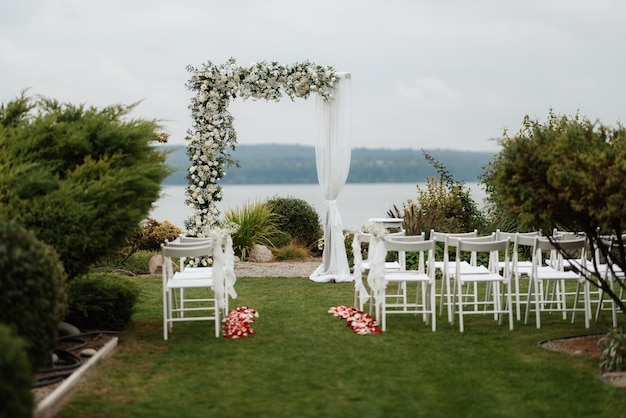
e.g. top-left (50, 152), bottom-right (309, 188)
top-left (161, 143), bottom-right (495, 186)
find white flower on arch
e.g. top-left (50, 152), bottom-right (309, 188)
top-left (185, 58), bottom-right (338, 234)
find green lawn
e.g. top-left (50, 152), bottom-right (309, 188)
top-left (59, 276), bottom-right (626, 418)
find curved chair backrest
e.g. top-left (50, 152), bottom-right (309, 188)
top-left (446, 233), bottom-right (495, 247)
top-left (383, 238), bottom-right (436, 275)
top-left (456, 237), bottom-right (509, 253)
top-left (383, 232), bottom-right (425, 242)
top-left (430, 229), bottom-right (478, 243)
top-left (179, 235), bottom-right (213, 244)
top-left (161, 242), bottom-right (215, 259)
top-left (535, 237), bottom-right (586, 252)
top-left (456, 238), bottom-right (510, 274)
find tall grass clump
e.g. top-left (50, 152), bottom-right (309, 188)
top-left (225, 201), bottom-right (285, 260)
top-left (272, 242), bottom-right (309, 261)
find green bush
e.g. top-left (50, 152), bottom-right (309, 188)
top-left (0, 325), bottom-right (33, 418)
top-left (0, 219), bottom-right (66, 369)
top-left (121, 250), bottom-right (155, 275)
top-left (387, 153), bottom-right (485, 235)
top-left (599, 328), bottom-right (626, 372)
top-left (0, 93), bottom-right (172, 279)
top-left (266, 196), bottom-right (322, 249)
top-left (65, 273), bottom-right (140, 331)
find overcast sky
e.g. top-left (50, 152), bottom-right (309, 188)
top-left (2, 0), bottom-right (624, 152)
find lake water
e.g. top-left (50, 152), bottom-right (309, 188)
top-left (150, 183), bottom-right (485, 231)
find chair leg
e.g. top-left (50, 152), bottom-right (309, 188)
top-left (430, 282), bottom-right (437, 332)
top-left (524, 280), bottom-right (532, 325)
top-left (584, 281), bottom-right (591, 329)
top-left (457, 281), bottom-right (464, 332)
top-left (215, 297), bottom-right (221, 338)
top-left (507, 283), bottom-right (514, 330)
top-left (514, 274), bottom-right (521, 321)
top-left (163, 289), bottom-right (169, 341)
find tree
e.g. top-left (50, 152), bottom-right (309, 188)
top-left (0, 92), bottom-right (172, 278)
top-left (388, 151), bottom-right (486, 235)
top-left (481, 110), bottom-right (626, 313)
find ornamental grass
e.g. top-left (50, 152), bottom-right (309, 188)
top-left (59, 276), bottom-right (626, 418)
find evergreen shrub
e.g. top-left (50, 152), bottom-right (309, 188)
top-left (0, 219), bottom-right (66, 369)
top-left (266, 196), bottom-right (322, 249)
top-left (0, 324), bottom-right (33, 418)
top-left (65, 273), bottom-right (140, 331)
top-left (0, 94), bottom-right (172, 279)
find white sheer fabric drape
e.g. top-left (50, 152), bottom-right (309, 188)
top-left (351, 232), bottom-right (370, 306)
top-left (309, 73), bottom-right (352, 283)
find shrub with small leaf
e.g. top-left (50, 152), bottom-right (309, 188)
top-left (0, 218), bottom-right (66, 369)
top-left (120, 250), bottom-right (155, 275)
top-left (65, 273), bottom-right (140, 331)
top-left (0, 324), bottom-right (33, 418)
top-left (599, 328), bottom-right (626, 372)
top-left (267, 196), bottom-right (322, 250)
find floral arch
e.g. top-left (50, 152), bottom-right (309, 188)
top-left (185, 58), bottom-right (352, 282)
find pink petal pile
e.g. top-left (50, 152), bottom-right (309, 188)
top-left (223, 306), bottom-right (259, 338)
top-left (328, 306), bottom-right (381, 335)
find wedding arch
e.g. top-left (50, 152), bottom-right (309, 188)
top-left (185, 58), bottom-right (352, 282)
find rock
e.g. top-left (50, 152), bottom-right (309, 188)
top-left (58, 321), bottom-right (81, 337)
top-left (149, 255), bottom-right (165, 274)
top-left (80, 348), bottom-right (97, 358)
top-left (250, 244), bottom-right (273, 262)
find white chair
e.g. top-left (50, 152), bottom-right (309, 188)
top-left (450, 238), bottom-right (513, 332)
top-left (430, 230), bottom-right (479, 320)
top-left (591, 235), bottom-right (626, 327)
top-left (166, 233), bottom-right (237, 317)
top-left (351, 231), bottom-right (423, 311)
top-left (523, 236), bottom-right (591, 329)
top-left (161, 236), bottom-right (228, 340)
top-left (432, 230), bottom-right (496, 323)
top-left (495, 230), bottom-right (542, 320)
top-left (371, 237), bottom-right (437, 332)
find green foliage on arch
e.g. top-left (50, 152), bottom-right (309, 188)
top-left (184, 58), bottom-right (338, 235)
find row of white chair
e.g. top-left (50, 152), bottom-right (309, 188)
top-left (352, 228), bottom-right (611, 332)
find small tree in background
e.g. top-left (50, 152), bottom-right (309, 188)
top-left (481, 110), bottom-right (626, 314)
top-left (388, 151), bottom-right (485, 235)
top-left (0, 92), bottom-right (172, 279)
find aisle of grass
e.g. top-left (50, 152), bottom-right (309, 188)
top-left (59, 276), bottom-right (626, 418)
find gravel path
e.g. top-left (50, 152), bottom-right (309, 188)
top-left (233, 258), bottom-right (322, 278)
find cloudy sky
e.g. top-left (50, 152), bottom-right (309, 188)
top-left (2, 0), bottom-right (624, 152)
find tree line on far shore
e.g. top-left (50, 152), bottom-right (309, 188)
top-left (161, 143), bottom-right (495, 185)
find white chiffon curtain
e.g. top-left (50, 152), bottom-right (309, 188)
top-left (309, 73), bottom-right (353, 283)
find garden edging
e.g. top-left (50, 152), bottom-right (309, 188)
top-left (34, 336), bottom-right (118, 418)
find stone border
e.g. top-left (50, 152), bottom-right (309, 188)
top-left (34, 336), bottom-right (119, 418)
